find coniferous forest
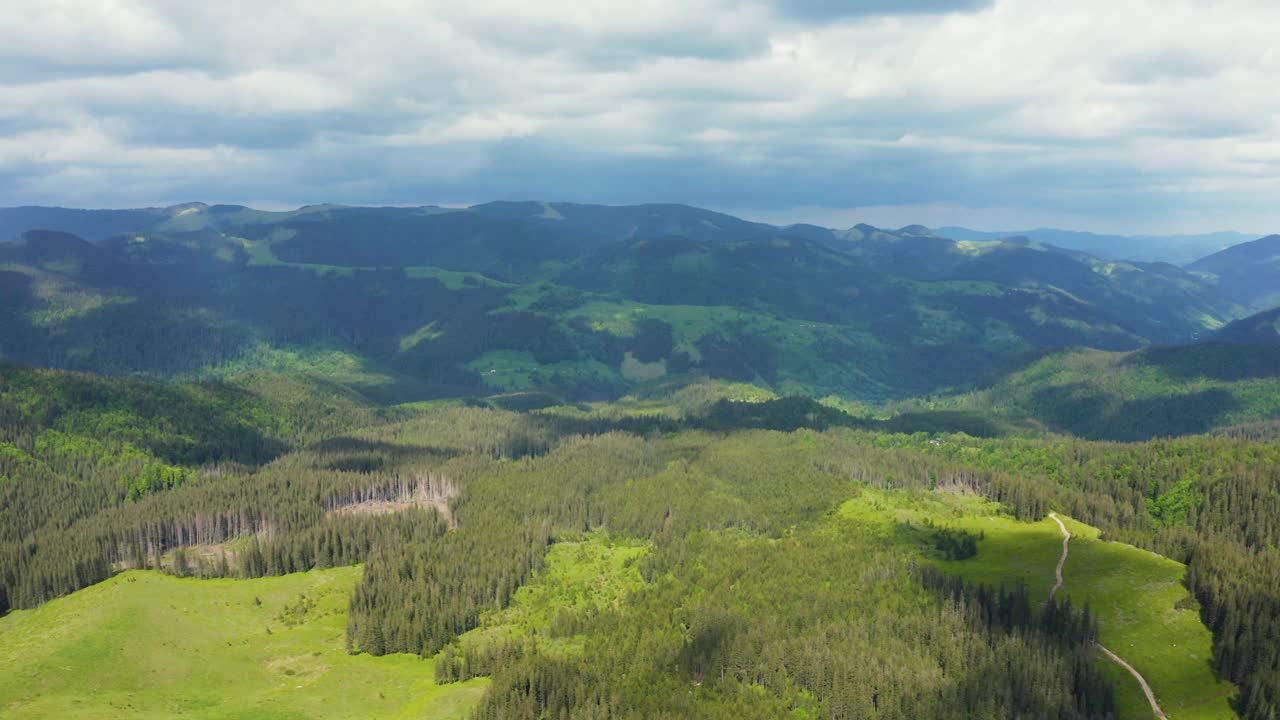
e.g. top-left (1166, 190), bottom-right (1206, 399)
top-left (2, 190), bottom-right (1280, 720)
top-left (3, 355), bottom-right (1280, 719)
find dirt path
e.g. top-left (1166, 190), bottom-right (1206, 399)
top-left (1098, 644), bottom-right (1169, 720)
top-left (1047, 512), bottom-right (1069, 603)
top-left (1047, 512), bottom-right (1169, 720)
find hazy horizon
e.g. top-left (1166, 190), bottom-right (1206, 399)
top-left (1, 197), bottom-right (1269, 239)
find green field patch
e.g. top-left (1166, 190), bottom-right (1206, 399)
top-left (566, 300), bottom-right (758, 341)
top-left (0, 567), bottom-right (486, 719)
top-left (239, 237), bottom-right (284, 266)
top-left (237, 237), bottom-right (355, 277)
top-left (545, 378), bottom-right (779, 420)
top-left (399, 321), bottom-right (445, 353)
top-left (465, 350), bottom-right (617, 393)
top-left (403, 266), bottom-right (514, 290)
top-left (209, 345), bottom-right (398, 389)
top-left (945, 510), bottom-right (1233, 719)
top-left (455, 536), bottom-right (648, 659)
top-left (620, 351), bottom-right (667, 381)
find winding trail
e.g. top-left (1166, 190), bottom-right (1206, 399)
top-left (1047, 512), bottom-right (1069, 603)
top-left (1047, 512), bottom-right (1168, 720)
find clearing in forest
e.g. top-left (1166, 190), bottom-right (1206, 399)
top-left (449, 535), bottom-right (649, 662)
top-left (0, 567), bottom-right (487, 719)
top-left (839, 488), bottom-right (1236, 720)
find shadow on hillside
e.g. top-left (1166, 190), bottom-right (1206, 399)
top-left (1129, 344), bottom-right (1280, 381)
top-left (1027, 383), bottom-right (1112, 437)
top-left (1101, 389), bottom-right (1242, 441)
top-left (880, 411), bottom-right (1009, 438)
top-left (1031, 384), bottom-right (1242, 441)
top-left (698, 397), bottom-right (1012, 438)
top-left (0, 272), bottom-right (41, 363)
top-left (309, 435), bottom-right (465, 460)
top-left (0, 270), bottom-right (35, 307)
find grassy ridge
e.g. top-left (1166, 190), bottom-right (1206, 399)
top-left (1056, 519), bottom-right (1235, 720)
top-left (839, 488), bottom-right (1235, 719)
top-left (0, 568), bottom-right (486, 719)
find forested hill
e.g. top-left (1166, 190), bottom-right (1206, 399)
top-left (4, 369), bottom-right (1280, 718)
top-left (1211, 305), bottom-right (1280, 345)
top-left (0, 202), bottom-right (1253, 405)
top-left (915, 342), bottom-right (1280, 440)
top-left (1187, 234), bottom-right (1280, 309)
top-left (936, 225), bottom-right (1252, 265)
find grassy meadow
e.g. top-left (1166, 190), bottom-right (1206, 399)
top-left (839, 488), bottom-right (1236, 720)
top-left (456, 535), bottom-right (649, 660)
top-left (0, 567), bottom-right (487, 720)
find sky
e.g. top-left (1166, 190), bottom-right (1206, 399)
top-left (2, 0), bottom-right (1279, 234)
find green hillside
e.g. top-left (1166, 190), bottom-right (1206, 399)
top-left (840, 489), bottom-right (1235, 719)
top-left (0, 203), bottom-right (1248, 405)
top-left (915, 343), bottom-right (1280, 440)
top-left (0, 567), bottom-right (487, 719)
top-left (1212, 306), bottom-right (1280, 345)
top-left (1188, 235), bottom-right (1280, 309)
top-left (8, 385), bottom-right (1280, 717)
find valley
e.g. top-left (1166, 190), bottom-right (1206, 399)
top-left (2, 202), bottom-right (1279, 719)
top-left (3, 202), bottom-right (1272, 410)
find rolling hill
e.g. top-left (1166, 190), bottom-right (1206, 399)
top-left (1212, 306), bottom-right (1280, 345)
top-left (0, 202), bottom-right (1253, 405)
top-left (937, 226), bottom-right (1251, 265)
top-left (1187, 234), bottom-right (1280, 309)
top-left (920, 342), bottom-right (1280, 440)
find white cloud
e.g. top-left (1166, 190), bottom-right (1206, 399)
top-left (0, 0), bottom-right (1277, 232)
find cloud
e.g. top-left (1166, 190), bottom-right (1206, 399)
top-left (769, 0), bottom-right (993, 20)
top-left (0, 0), bottom-right (1277, 233)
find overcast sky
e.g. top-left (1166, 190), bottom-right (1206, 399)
top-left (2, 0), bottom-right (1278, 233)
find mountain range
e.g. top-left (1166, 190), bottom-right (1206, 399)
top-left (935, 226), bottom-right (1255, 265)
top-left (1, 201), bottom-right (1276, 408)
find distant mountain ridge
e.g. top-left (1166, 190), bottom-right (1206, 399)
top-left (0, 200), bottom-right (1262, 404)
top-left (935, 226), bottom-right (1253, 265)
top-left (1187, 235), bottom-right (1280, 310)
top-left (2, 201), bottom-right (1261, 264)
top-left (1212, 306), bottom-right (1280, 345)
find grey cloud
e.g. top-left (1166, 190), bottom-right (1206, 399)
top-left (1, 0), bottom-right (1278, 235)
top-left (0, 122), bottom-right (1226, 234)
top-left (116, 112), bottom-right (416, 151)
top-left (1111, 48), bottom-right (1220, 84)
top-left (771, 0), bottom-right (993, 20)
top-left (465, 23), bottom-right (769, 66)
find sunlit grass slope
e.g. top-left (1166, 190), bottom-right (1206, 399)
top-left (1056, 519), bottom-right (1236, 720)
top-left (0, 567), bottom-right (486, 719)
top-left (840, 489), bottom-right (1236, 720)
top-left (454, 535), bottom-right (648, 661)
